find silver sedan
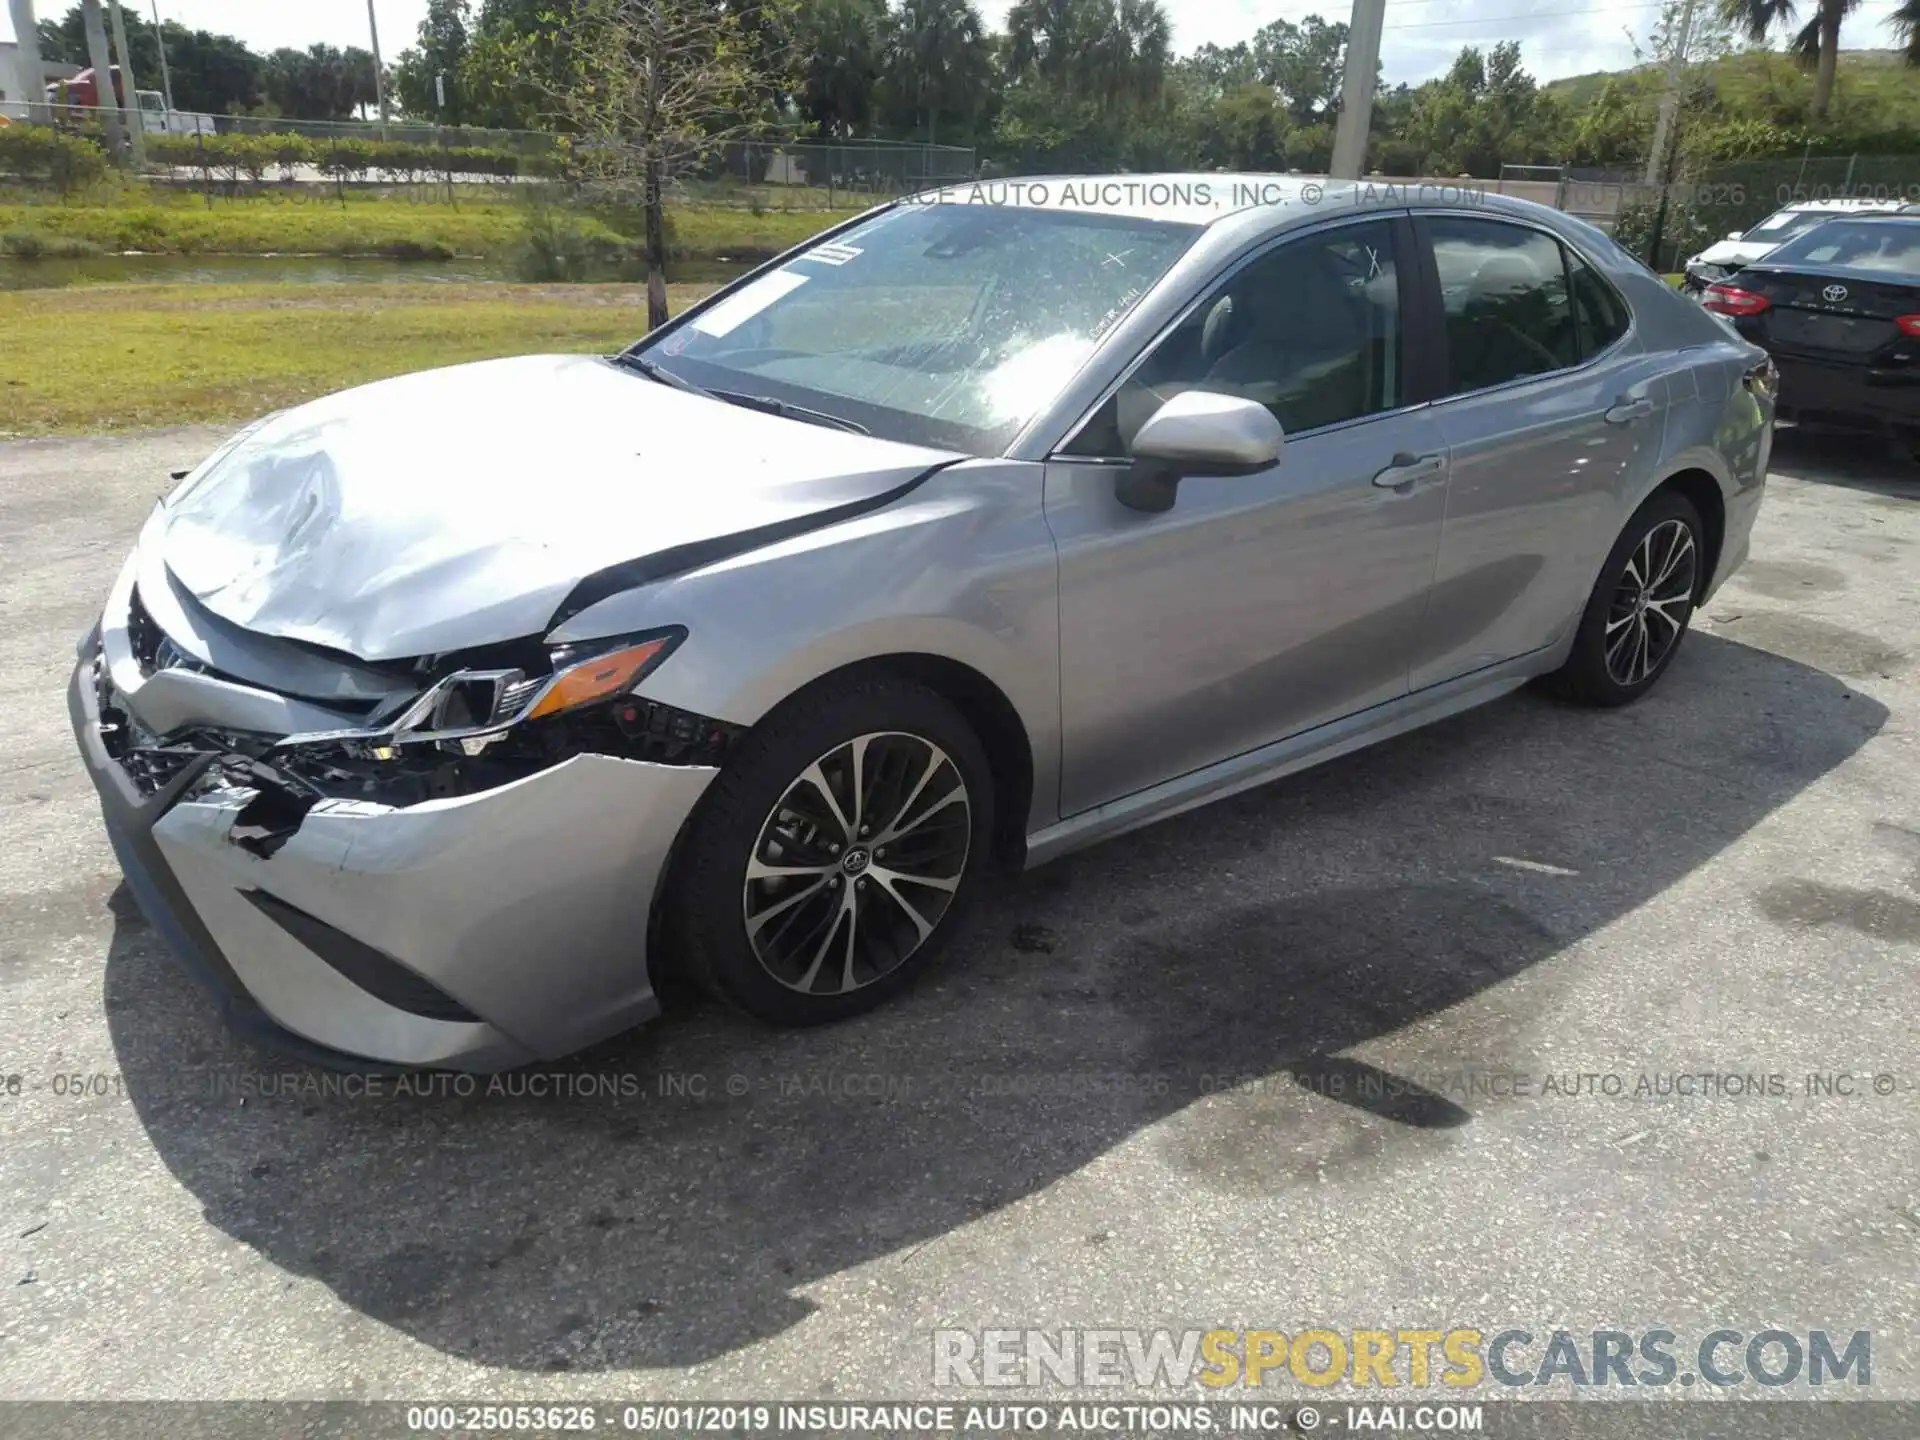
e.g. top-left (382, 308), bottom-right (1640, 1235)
top-left (69, 175), bottom-right (1776, 1070)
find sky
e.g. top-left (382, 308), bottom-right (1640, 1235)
top-left (1, 0), bottom-right (1911, 87)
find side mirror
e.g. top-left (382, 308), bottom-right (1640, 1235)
top-left (1117, 390), bottom-right (1285, 513)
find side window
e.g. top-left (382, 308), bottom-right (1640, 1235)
top-left (1063, 219), bottom-right (1403, 457)
top-left (1429, 217), bottom-right (1577, 396)
top-left (1567, 249), bottom-right (1630, 357)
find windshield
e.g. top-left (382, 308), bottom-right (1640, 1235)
top-left (1762, 218), bottom-right (1920, 275)
top-left (639, 204), bottom-right (1203, 454)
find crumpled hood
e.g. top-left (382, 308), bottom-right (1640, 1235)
top-left (160, 354), bottom-right (956, 661)
top-left (1689, 237), bottom-right (1774, 269)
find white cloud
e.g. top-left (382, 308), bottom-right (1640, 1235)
top-left (2, 0), bottom-right (434, 55)
top-left (989, 0), bottom-right (1911, 83)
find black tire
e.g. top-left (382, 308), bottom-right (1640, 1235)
top-left (663, 676), bottom-right (994, 1026)
top-left (1548, 489), bottom-right (1705, 708)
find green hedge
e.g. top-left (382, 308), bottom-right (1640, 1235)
top-left (0, 125), bottom-right (110, 191)
top-left (144, 130), bottom-right (560, 184)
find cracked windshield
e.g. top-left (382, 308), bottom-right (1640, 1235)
top-left (645, 204), bottom-right (1202, 453)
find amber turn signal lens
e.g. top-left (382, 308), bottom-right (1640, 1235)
top-left (526, 638), bottom-right (673, 721)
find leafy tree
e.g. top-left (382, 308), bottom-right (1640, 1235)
top-left (1399, 42), bottom-right (1560, 177)
top-left (263, 44), bottom-right (382, 121)
top-left (395, 0), bottom-right (476, 121)
top-left (36, 5), bottom-right (264, 113)
top-left (1250, 15), bottom-right (1347, 124)
top-left (1179, 41), bottom-right (1255, 94)
top-left (509, 0), bottom-right (798, 327)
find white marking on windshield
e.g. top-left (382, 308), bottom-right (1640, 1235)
top-left (690, 269), bottom-right (811, 337)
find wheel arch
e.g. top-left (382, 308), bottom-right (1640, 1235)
top-left (746, 652), bottom-right (1038, 869)
top-left (1646, 465), bottom-right (1728, 602)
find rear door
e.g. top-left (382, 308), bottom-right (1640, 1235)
top-left (1408, 212), bottom-right (1673, 692)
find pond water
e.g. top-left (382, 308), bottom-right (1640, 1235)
top-left (0, 253), bottom-right (756, 291)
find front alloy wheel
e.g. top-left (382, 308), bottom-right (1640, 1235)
top-left (667, 677), bottom-right (993, 1026)
top-left (745, 733), bottom-right (971, 996)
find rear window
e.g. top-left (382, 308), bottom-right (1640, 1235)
top-left (1763, 219), bottom-right (1920, 275)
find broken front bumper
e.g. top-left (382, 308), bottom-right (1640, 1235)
top-left (70, 617), bottom-right (718, 1073)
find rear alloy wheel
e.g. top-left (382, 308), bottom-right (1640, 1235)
top-left (667, 678), bottom-right (993, 1025)
top-left (1603, 518), bottom-right (1697, 688)
top-left (1549, 491), bottom-right (1704, 707)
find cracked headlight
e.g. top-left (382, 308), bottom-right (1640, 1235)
top-left (277, 628), bottom-right (686, 752)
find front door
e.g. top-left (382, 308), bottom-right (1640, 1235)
top-left (1046, 216), bottom-right (1451, 817)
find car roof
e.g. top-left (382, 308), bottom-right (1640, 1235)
top-left (1789, 211), bottom-right (1920, 226)
top-left (907, 172), bottom-right (1577, 238)
top-left (911, 174), bottom-right (1355, 226)
top-left (1781, 197), bottom-right (1910, 212)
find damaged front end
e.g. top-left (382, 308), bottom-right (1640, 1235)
top-left (73, 533), bottom-right (735, 1072)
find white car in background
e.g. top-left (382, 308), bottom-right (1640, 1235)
top-left (1683, 197), bottom-right (1914, 293)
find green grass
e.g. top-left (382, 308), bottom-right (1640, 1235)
top-left (0, 186), bottom-right (862, 261)
top-left (1, 230), bottom-right (105, 258)
top-left (0, 280), bottom-right (725, 435)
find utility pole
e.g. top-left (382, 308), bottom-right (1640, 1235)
top-left (1330, 0), bottom-right (1387, 180)
top-left (79, 0), bottom-right (126, 163)
top-left (107, 0), bottom-right (145, 165)
top-left (150, 0), bottom-right (175, 113)
top-left (366, 0), bottom-right (390, 136)
top-left (8, 0), bottom-right (50, 123)
top-left (1642, 0), bottom-right (1698, 272)
top-left (1643, 0), bottom-right (1698, 186)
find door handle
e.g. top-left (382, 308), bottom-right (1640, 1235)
top-left (1605, 395), bottom-right (1655, 425)
top-left (1372, 451), bottom-right (1447, 491)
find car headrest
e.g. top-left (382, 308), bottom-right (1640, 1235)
top-left (1470, 253), bottom-right (1542, 299)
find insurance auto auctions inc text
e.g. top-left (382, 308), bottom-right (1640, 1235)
top-left (933, 1328), bottom-right (1871, 1391)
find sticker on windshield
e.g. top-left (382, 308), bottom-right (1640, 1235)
top-left (690, 269), bottom-right (810, 336)
top-left (802, 242), bottom-right (864, 267)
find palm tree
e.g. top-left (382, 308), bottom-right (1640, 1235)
top-left (1006, 0), bottom-right (1170, 109)
top-left (1895, 0), bottom-right (1920, 63)
top-left (1717, 0), bottom-right (1911, 120)
top-left (887, 0), bottom-right (990, 146)
top-left (1004, 0), bottom-right (1088, 87)
top-left (1098, 0), bottom-right (1172, 109)
top-left (799, 0), bottom-right (889, 138)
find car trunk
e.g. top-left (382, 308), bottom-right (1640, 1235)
top-left (1737, 267), bottom-right (1920, 363)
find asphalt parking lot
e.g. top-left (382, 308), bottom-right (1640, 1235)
top-left (1, 424), bottom-right (1917, 1402)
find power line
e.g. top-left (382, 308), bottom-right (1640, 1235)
top-left (1384, 2), bottom-right (1663, 28)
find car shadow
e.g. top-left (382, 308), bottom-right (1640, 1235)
top-left (103, 631), bottom-right (1885, 1371)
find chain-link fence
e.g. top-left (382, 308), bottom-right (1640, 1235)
top-left (1585, 156), bottom-right (1920, 273)
top-left (2, 104), bottom-right (976, 209)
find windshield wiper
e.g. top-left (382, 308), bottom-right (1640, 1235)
top-left (613, 355), bottom-right (868, 435)
top-left (709, 390), bottom-right (870, 436)
top-left (612, 351), bottom-right (710, 396)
